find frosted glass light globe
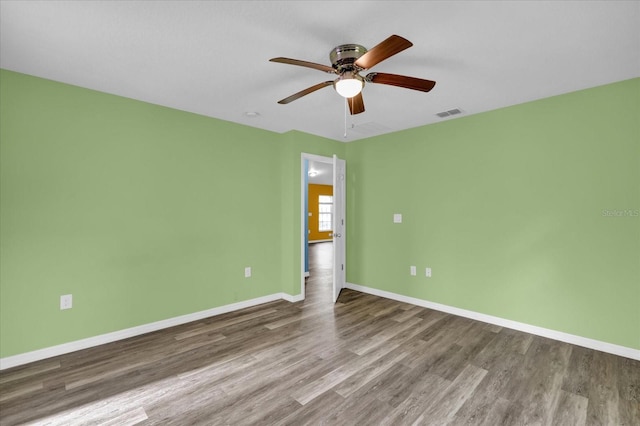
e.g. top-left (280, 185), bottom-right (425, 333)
top-left (335, 77), bottom-right (363, 98)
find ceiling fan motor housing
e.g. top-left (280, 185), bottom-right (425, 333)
top-left (330, 44), bottom-right (367, 73)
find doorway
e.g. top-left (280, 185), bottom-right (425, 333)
top-left (300, 153), bottom-right (346, 302)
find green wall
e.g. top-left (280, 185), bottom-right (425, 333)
top-left (1, 69), bottom-right (637, 359)
top-left (0, 69), bottom-right (343, 357)
top-left (345, 78), bottom-right (640, 350)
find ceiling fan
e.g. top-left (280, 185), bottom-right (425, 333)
top-left (270, 35), bottom-right (436, 115)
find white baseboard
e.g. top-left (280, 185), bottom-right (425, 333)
top-left (281, 293), bottom-right (304, 303)
top-left (5, 285), bottom-right (637, 370)
top-left (345, 282), bottom-right (640, 361)
top-left (0, 292), bottom-right (299, 370)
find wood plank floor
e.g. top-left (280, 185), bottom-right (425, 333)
top-left (1, 242), bottom-right (638, 425)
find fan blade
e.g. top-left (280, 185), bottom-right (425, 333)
top-left (277, 81), bottom-right (334, 104)
top-left (270, 57), bottom-right (336, 74)
top-left (366, 72), bottom-right (436, 92)
top-left (348, 93), bottom-right (365, 115)
top-left (354, 35), bottom-right (413, 70)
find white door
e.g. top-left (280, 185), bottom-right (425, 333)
top-left (332, 155), bottom-right (346, 303)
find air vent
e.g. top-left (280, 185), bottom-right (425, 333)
top-left (436, 108), bottom-right (462, 118)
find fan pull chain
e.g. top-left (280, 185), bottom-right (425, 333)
top-left (351, 103), bottom-right (355, 129)
top-left (344, 98), bottom-right (348, 138)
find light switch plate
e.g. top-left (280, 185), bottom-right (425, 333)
top-left (244, 267), bottom-right (252, 278)
top-left (393, 214), bottom-right (402, 223)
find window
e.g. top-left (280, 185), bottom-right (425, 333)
top-left (318, 195), bottom-right (333, 232)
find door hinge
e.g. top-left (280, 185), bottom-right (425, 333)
top-left (341, 264), bottom-right (344, 271)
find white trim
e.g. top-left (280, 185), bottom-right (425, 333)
top-left (309, 239), bottom-right (333, 244)
top-left (345, 282), bottom-right (640, 361)
top-left (303, 153), bottom-right (336, 163)
top-left (281, 293), bottom-right (304, 303)
top-left (0, 293), bottom-right (299, 370)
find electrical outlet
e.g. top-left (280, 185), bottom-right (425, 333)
top-left (410, 266), bottom-right (416, 276)
top-left (60, 294), bottom-right (73, 310)
top-left (425, 267), bottom-right (432, 278)
top-left (244, 267), bottom-right (252, 278)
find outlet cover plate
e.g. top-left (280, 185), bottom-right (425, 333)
top-left (60, 294), bottom-right (73, 310)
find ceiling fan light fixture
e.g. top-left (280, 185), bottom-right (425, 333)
top-left (271, 35), bottom-right (435, 115)
top-left (334, 73), bottom-right (363, 98)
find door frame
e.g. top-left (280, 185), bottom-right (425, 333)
top-left (300, 153), bottom-right (341, 300)
top-left (332, 154), bottom-right (346, 302)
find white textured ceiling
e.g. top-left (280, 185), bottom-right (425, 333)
top-left (1, 1), bottom-right (639, 142)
